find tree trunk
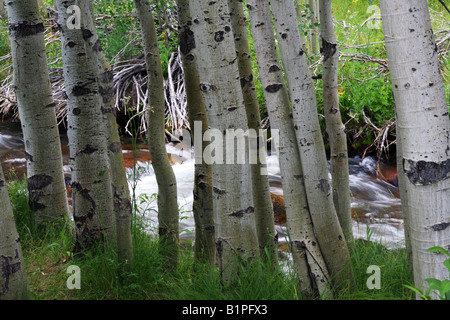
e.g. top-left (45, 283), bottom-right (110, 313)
top-left (380, 0), bottom-right (450, 299)
top-left (227, 0), bottom-right (278, 268)
top-left (82, 0), bottom-right (133, 265)
top-left (247, 0), bottom-right (331, 299)
top-left (271, 0), bottom-right (354, 291)
top-left (0, 165), bottom-right (27, 300)
top-left (6, 0), bottom-right (69, 226)
top-left (308, 0), bottom-right (319, 55)
top-left (318, 0), bottom-right (353, 241)
top-left (190, 0), bottom-right (260, 281)
top-left (134, 0), bottom-right (179, 270)
top-left (176, 0), bottom-right (216, 266)
top-left (56, 0), bottom-right (115, 252)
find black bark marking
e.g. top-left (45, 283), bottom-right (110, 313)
top-left (80, 144), bottom-right (98, 154)
top-left (45, 102), bottom-right (56, 109)
top-left (403, 158), bottom-right (450, 185)
top-left (229, 206), bottom-right (255, 218)
top-left (72, 107), bottom-right (81, 115)
top-left (25, 151), bottom-right (34, 162)
top-left (179, 27), bottom-right (196, 55)
top-left (432, 222), bottom-right (450, 232)
top-left (72, 85), bottom-right (92, 97)
top-left (0, 180), bottom-right (4, 187)
top-left (9, 22), bottom-right (44, 37)
top-left (269, 65), bottom-right (281, 73)
top-left (108, 142), bottom-right (122, 153)
top-left (81, 28), bottom-right (94, 40)
top-left (321, 38), bottom-right (337, 62)
top-left (317, 179), bottom-right (330, 194)
top-left (265, 84), bottom-right (283, 93)
top-left (214, 31), bottom-right (225, 42)
top-left (28, 174), bottom-right (53, 190)
top-left (213, 186), bottom-right (226, 195)
top-left (1, 255), bottom-right (21, 297)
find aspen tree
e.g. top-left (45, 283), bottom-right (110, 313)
top-left (0, 165), bottom-right (27, 300)
top-left (247, 0), bottom-right (331, 298)
top-left (176, 0), bottom-right (215, 266)
top-left (319, 0), bottom-right (353, 241)
top-left (134, 0), bottom-right (179, 269)
top-left (270, 0), bottom-right (354, 290)
top-left (227, 0), bottom-right (278, 268)
top-left (380, 0), bottom-right (450, 298)
top-left (81, 0), bottom-right (133, 264)
top-left (190, 0), bottom-right (260, 280)
top-left (56, 0), bottom-right (115, 251)
top-left (6, 0), bottom-right (69, 226)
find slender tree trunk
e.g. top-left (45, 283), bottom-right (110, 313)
top-left (247, 0), bottom-right (331, 299)
top-left (190, 0), bottom-right (260, 281)
top-left (380, 0), bottom-right (450, 299)
top-left (176, 0), bottom-right (216, 266)
top-left (228, 0), bottom-right (278, 268)
top-left (319, 0), bottom-right (353, 242)
top-left (82, 0), bottom-right (133, 265)
top-left (6, 0), bottom-right (69, 226)
top-left (308, 0), bottom-right (319, 55)
top-left (56, 0), bottom-right (115, 252)
top-left (0, 165), bottom-right (27, 300)
top-left (271, 0), bottom-right (354, 291)
top-left (134, 0), bottom-right (179, 270)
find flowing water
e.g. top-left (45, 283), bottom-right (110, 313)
top-left (0, 121), bottom-right (405, 251)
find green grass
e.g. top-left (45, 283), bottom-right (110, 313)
top-left (7, 174), bottom-right (414, 300)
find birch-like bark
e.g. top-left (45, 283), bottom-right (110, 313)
top-left (6, 0), bottom-right (69, 226)
top-left (0, 165), bottom-right (27, 300)
top-left (81, 0), bottom-right (133, 264)
top-left (247, 0), bottom-right (331, 299)
top-left (56, 0), bottom-right (115, 251)
top-left (319, 0), bottom-right (353, 241)
top-left (190, 0), bottom-right (259, 280)
top-left (228, 0), bottom-right (278, 268)
top-left (176, 0), bottom-right (216, 266)
top-left (134, 0), bottom-right (179, 269)
top-left (308, 0), bottom-right (319, 55)
top-left (271, 0), bottom-right (354, 290)
top-left (380, 0), bottom-right (450, 299)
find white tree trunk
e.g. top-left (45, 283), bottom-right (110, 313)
top-left (176, 0), bottom-right (216, 266)
top-left (247, 0), bottom-right (331, 299)
top-left (319, 0), bottom-right (353, 241)
top-left (0, 165), bottom-right (27, 300)
top-left (134, 0), bottom-right (179, 269)
top-left (270, 0), bottom-right (354, 290)
top-left (190, 0), bottom-right (259, 280)
top-left (228, 0), bottom-right (278, 268)
top-left (56, 0), bottom-right (115, 251)
top-left (82, 0), bottom-right (133, 265)
top-left (6, 0), bottom-right (69, 225)
top-left (380, 0), bottom-right (450, 299)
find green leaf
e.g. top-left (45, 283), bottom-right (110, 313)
top-left (427, 246), bottom-right (450, 257)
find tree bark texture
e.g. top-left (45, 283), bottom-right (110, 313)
top-left (227, 0), bottom-right (278, 268)
top-left (380, 0), bottom-right (450, 298)
top-left (176, 0), bottom-right (216, 266)
top-left (56, 0), bottom-right (115, 251)
top-left (190, 0), bottom-right (260, 280)
top-left (319, 0), bottom-right (353, 242)
top-left (271, 0), bottom-right (354, 291)
top-left (247, 0), bottom-right (331, 299)
top-left (6, 0), bottom-right (69, 226)
top-left (0, 165), bottom-right (27, 300)
top-left (134, 0), bottom-right (179, 270)
top-left (81, 0), bottom-right (133, 265)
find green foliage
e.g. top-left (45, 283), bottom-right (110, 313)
top-left (404, 247), bottom-right (450, 300)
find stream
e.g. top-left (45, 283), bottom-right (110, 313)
top-left (0, 121), bottom-right (405, 252)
